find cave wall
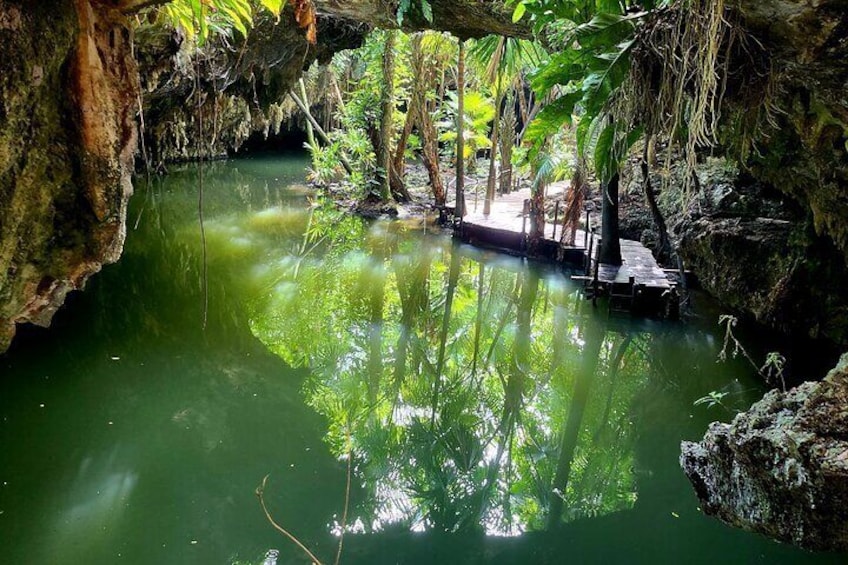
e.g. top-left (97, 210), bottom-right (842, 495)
top-left (701, 1), bottom-right (848, 344)
top-left (0, 0), bottom-right (137, 350)
top-left (737, 0), bottom-right (848, 260)
top-left (136, 14), bottom-right (367, 164)
top-left (675, 170), bottom-right (848, 345)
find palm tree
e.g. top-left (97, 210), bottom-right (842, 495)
top-left (469, 36), bottom-right (545, 215)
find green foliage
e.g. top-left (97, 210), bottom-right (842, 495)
top-left (305, 142), bottom-right (346, 186)
top-left (529, 133), bottom-right (575, 191)
top-left (693, 390), bottom-right (729, 410)
top-left (159, 0), bottom-right (286, 45)
top-left (512, 0), bottom-right (663, 179)
top-left (397, 0), bottom-right (434, 25)
top-left (310, 30), bottom-right (411, 196)
top-left (439, 91), bottom-right (494, 166)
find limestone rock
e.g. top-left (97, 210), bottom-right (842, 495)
top-left (0, 0), bottom-right (137, 350)
top-left (681, 354), bottom-right (848, 551)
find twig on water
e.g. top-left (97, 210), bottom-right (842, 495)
top-left (256, 475), bottom-right (324, 565)
top-left (334, 428), bottom-right (353, 565)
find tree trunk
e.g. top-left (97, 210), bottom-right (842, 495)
top-left (367, 258), bottom-right (386, 404)
top-left (484, 88), bottom-right (504, 215)
top-left (376, 29), bottom-right (397, 202)
top-left (289, 90), bottom-right (353, 174)
top-left (599, 173), bottom-right (622, 265)
top-left (410, 34), bottom-right (445, 206)
top-left (561, 159), bottom-right (587, 245)
top-left (455, 40), bottom-right (466, 217)
top-left (641, 136), bottom-right (671, 259)
top-left (393, 99), bottom-right (415, 184)
top-left (529, 175), bottom-right (545, 245)
top-left (299, 78), bottom-right (317, 148)
top-left (431, 247), bottom-right (462, 429)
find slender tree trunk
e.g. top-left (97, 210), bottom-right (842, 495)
top-left (367, 258), bottom-right (386, 404)
top-left (289, 90), bottom-right (353, 175)
top-left (484, 88), bottom-right (504, 216)
top-left (561, 159), bottom-right (587, 245)
top-left (393, 100), bottom-right (415, 182)
top-left (376, 29), bottom-right (397, 202)
top-left (599, 173), bottom-right (622, 265)
top-left (517, 78), bottom-right (529, 127)
top-left (455, 40), bottom-right (466, 217)
top-left (641, 135), bottom-right (670, 258)
top-left (330, 71), bottom-right (346, 115)
top-left (431, 247), bottom-right (461, 430)
top-left (420, 116), bottom-right (445, 206)
top-left (529, 171), bottom-right (546, 245)
top-left (299, 78), bottom-right (317, 148)
top-left (471, 262), bottom-right (485, 378)
top-left (410, 34), bottom-right (445, 206)
top-left (392, 252), bottom-right (431, 396)
top-left (593, 335), bottom-right (631, 441)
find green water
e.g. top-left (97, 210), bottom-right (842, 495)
top-left (0, 154), bottom-right (844, 564)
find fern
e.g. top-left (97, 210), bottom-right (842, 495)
top-left (158, 0), bottom-right (312, 46)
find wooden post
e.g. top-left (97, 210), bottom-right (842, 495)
top-left (455, 40), bottom-right (466, 218)
top-left (522, 199), bottom-right (530, 252)
top-left (592, 244), bottom-right (600, 307)
top-left (553, 200), bottom-right (560, 241)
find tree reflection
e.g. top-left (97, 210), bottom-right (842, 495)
top-left (247, 207), bottom-right (657, 537)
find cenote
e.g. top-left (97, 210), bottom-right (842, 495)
top-left (0, 155), bottom-right (843, 564)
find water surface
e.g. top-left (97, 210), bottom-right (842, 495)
top-left (1, 154), bottom-right (844, 564)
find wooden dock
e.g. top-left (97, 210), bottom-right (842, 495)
top-left (451, 184), bottom-right (677, 317)
top-left (455, 183), bottom-right (587, 263)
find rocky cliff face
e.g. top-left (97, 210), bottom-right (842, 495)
top-left (0, 0), bottom-right (137, 350)
top-left (676, 169), bottom-right (848, 345)
top-left (681, 353), bottom-right (848, 551)
top-left (736, 0), bottom-right (848, 262)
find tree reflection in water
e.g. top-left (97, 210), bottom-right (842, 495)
top-left (250, 208), bottom-right (655, 537)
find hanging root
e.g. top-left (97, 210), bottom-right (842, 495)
top-left (615, 0), bottom-right (774, 198)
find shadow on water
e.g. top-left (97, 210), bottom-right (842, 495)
top-left (1, 154), bottom-right (845, 564)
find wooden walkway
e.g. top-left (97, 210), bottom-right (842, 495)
top-left (455, 183), bottom-right (587, 263)
top-left (451, 184), bottom-right (677, 317)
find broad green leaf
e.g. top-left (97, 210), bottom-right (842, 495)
top-left (512, 3), bottom-right (526, 23)
top-left (259, 0), bottom-right (285, 15)
top-left (421, 0), bottom-right (433, 23)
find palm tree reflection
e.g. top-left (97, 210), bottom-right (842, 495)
top-left (251, 214), bottom-right (652, 536)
